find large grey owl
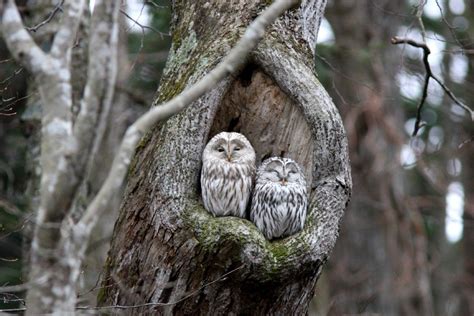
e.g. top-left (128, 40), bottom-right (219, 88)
top-left (201, 132), bottom-right (256, 218)
top-left (250, 157), bottom-right (307, 240)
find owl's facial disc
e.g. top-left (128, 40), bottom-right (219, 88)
top-left (262, 161), bottom-right (284, 183)
top-left (227, 139), bottom-right (247, 162)
top-left (285, 162), bottom-right (300, 183)
top-left (214, 141), bottom-right (229, 161)
top-left (214, 141), bottom-right (240, 162)
top-left (263, 160), bottom-right (302, 185)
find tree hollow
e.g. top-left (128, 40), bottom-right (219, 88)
top-left (210, 65), bottom-right (314, 189)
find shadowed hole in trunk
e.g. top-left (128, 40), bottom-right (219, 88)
top-left (209, 65), bottom-right (314, 191)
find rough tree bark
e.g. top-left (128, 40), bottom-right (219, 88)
top-left (100, 0), bottom-right (351, 314)
top-left (1, 0), bottom-right (121, 313)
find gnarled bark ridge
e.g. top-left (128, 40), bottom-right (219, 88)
top-left (101, 0), bottom-right (351, 314)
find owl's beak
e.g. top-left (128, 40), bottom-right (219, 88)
top-left (226, 144), bottom-right (232, 161)
top-left (281, 178), bottom-right (287, 185)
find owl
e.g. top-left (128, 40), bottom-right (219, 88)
top-left (201, 132), bottom-right (256, 218)
top-left (250, 157), bottom-right (308, 240)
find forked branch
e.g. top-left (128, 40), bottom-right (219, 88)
top-left (391, 36), bottom-right (474, 136)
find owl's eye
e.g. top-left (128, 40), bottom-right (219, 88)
top-left (217, 147), bottom-right (225, 152)
top-left (234, 147), bottom-right (241, 151)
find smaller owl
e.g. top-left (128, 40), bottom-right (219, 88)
top-left (201, 132), bottom-right (256, 218)
top-left (250, 157), bottom-right (307, 240)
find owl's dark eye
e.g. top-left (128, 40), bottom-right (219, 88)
top-left (217, 147), bottom-right (225, 152)
top-left (234, 147), bottom-right (241, 151)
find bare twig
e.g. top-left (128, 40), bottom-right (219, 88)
top-left (76, 265), bottom-right (245, 310)
top-left (26, 0), bottom-right (64, 33)
top-left (434, 0), bottom-right (463, 48)
top-left (0, 265), bottom-right (244, 313)
top-left (443, 48), bottom-right (474, 55)
top-left (120, 9), bottom-right (168, 39)
top-left (0, 283), bottom-right (29, 293)
top-left (0, 93), bottom-right (34, 116)
top-left (391, 36), bottom-right (474, 136)
top-left (316, 53), bottom-right (376, 92)
top-left (0, 213), bottom-right (33, 241)
top-left (0, 58), bottom-right (13, 64)
top-left (0, 67), bottom-right (23, 85)
top-left (0, 257), bottom-right (18, 262)
top-left (430, 75), bottom-right (472, 116)
top-left (0, 307), bottom-right (27, 312)
top-left (414, 0), bottom-right (427, 41)
top-left (145, 0), bottom-right (169, 9)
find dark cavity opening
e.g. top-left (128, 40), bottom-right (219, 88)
top-left (209, 65), bottom-right (314, 189)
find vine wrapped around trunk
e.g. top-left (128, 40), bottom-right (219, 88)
top-left (100, 0), bottom-right (351, 314)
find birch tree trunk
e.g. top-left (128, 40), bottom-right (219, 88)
top-left (2, 0), bottom-right (121, 313)
top-left (100, 0), bottom-right (351, 314)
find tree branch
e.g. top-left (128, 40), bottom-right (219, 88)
top-left (3, 0), bottom-right (77, 246)
top-left (26, 0), bottom-right (64, 33)
top-left (1, 0), bottom-right (49, 76)
top-left (300, 0), bottom-right (326, 54)
top-left (72, 0), bottom-right (120, 205)
top-left (0, 283), bottom-right (29, 293)
top-left (391, 36), bottom-right (474, 136)
top-left (50, 0), bottom-right (86, 60)
top-left (77, 265), bottom-right (244, 310)
top-left (120, 8), bottom-right (168, 39)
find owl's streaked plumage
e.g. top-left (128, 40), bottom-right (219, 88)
top-left (250, 157), bottom-right (307, 240)
top-left (201, 132), bottom-right (256, 218)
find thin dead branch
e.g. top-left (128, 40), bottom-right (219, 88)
top-left (120, 9), bottom-right (169, 39)
top-left (25, 0), bottom-right (64, 33)
top-left (391, 36), bottom-right (474, 136)
top-left (76, 265), bottom-right (245, 311)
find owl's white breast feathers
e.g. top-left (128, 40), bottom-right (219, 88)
top-left (201, 158), bottom-right (254, 218)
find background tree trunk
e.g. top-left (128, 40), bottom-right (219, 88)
top-left (100, 0), bottom-right (351, 314)
top-left (77, 15), bottom-right (145, 306)
top-left (319, 1), bottom-right (433, 315)
top-left (460, 1), bottom-right (474, 312)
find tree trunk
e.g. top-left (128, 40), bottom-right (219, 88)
top-left (460, 140), bottom-right (474, 315)
top-left (321, 1), bottom-right (433, 315)
top-left (460, 2), bottom-right (474, 311)
top-left (77, 15), bottom-right (144, 306)
top-left (100, 0), bottom-right (351, 314)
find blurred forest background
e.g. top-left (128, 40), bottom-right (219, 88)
top-left (0, 0), bottom-right (472, 314)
